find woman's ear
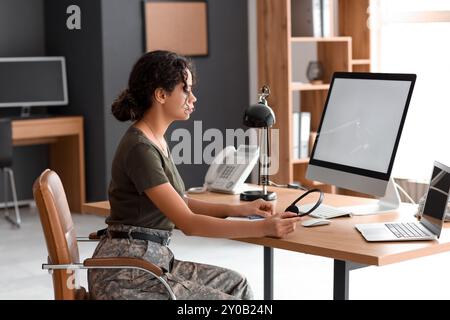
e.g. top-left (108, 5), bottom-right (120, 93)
top-left (154, 88), bottom-right (167, 104)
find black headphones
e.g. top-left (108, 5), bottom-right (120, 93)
top-left (285, 189), bottom-right (324, 217)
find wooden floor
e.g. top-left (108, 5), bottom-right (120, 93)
top-left (2, 205), bottom-right (450, 300)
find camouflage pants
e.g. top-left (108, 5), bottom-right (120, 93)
top-left (88, 224), bottom-right (253, 300)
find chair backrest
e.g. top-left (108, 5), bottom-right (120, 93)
top-left (33, 169), bottom-right (87, 300)
top-left (0, 118), bottom-right (13, 168)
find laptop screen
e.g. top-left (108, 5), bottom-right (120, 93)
top-left (421, 161), bottom-right (450, 237)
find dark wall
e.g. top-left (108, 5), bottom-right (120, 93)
top-left (101, 0), bottom-right (144, 188)
top-left (0, 0), bottom-right (45, 56)
top-left (3, 0), bottom-right (249, 203)
top-left (101, 0), bottom-right (249, 189)
top-left (167, 0), bottom-right (249, 188)
top-left (45, 0), bottom-right (107, 201)
top-left (0, 0), bottom-right (48, 200)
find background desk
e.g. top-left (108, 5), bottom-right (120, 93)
top-left (82, 187), bottom-right (450, 300)
top-left (13, 116), bottom-right (85, 212)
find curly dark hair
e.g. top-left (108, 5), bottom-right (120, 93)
top-left (111, 50), bottom-right (195, 122)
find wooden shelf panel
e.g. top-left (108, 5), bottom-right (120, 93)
top-left (259, 0), bottom-right (370, 189)
top-left (339, 0), bottom-right (371, 59)
top-left (352, 59), bottom-right (371, 65)
top-left (309, 181), bottom-right (327, 187)
top-left (292, 158), bottom-right (310, 165)
top-left (291, 82), bottom-right (330, 91)
top-left (291, 36), bottom-right (352, 43)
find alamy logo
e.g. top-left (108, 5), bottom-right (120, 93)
top-left (66, 5), bottom-right (81, 30)
top-left (169, 121), bottom-right (280, 175)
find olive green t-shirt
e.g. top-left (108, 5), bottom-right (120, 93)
top-left (106, 126), bottom-right (185, 230)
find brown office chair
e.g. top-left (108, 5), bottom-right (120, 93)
top-left (33, 169), bottom-right (176, 300)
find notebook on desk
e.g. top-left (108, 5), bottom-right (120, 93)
top-left (356, 161), bottom-right (450, 242)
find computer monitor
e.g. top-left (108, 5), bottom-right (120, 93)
top-left (306, 72), bottom-right (416, 215)
top-left (0, 57), bottom-right (68, 115)
top-left (421, 161), bottom-right (450, 236)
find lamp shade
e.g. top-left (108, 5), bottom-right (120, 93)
top-left (243, 102), bottom-right (276, 128)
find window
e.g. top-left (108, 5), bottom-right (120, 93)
top-left (371, 0), bottom-right (450, 181)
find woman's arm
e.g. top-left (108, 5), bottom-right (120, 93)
top-left (185, 196), bottom-right (275, 218)
top-left (184, 196), bottom-right (239, 218)
top-left (145, 182), bottom-right (301, 239)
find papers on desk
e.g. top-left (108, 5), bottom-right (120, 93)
top-left (226, 216), bottom-right (264, 221)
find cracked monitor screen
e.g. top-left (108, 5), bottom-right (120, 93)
top-left (313, 78), bottom-right (412, 174)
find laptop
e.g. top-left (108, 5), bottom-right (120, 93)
top-left (356, 161), bottom-right (450, 242)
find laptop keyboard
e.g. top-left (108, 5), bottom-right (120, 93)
top-left (385, 222), bottom-right (431, 238)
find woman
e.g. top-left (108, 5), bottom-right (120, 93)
top-left (88, 51), bottom-right (301, 300)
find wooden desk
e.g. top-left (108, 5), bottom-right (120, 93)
top-left (82, 187), bottom-right (450, 300)
top-left (13, 116), bottom-right (85, 212)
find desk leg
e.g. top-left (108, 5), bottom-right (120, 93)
top-left (264, 247), bottom-right (273, 300)
top-left (333, 259), bottom-right (367, 300)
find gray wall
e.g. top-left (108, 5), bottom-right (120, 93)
top-left (101, 0), bottom-right (144, 190)
top-left (2, 0), bottom-right (249, 202)
top-left (101, 0), bottom-right (250, 190)
top-left (102, 0), bottom-right (249, 187)
top-left (0, 0), bottom-right (45, 56)
top-left (173, 0), bottom-right (249, 188)
top-left (0, 0), bottom-right (48, 201)
top-left (45, 0), bottom-right (107, 201)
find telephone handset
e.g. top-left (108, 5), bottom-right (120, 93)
top-left (188, 145), bottom-right (259, 194)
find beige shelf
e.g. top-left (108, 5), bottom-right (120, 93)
top-left (309, 181), bottom-right (327, 187)
top-left (292, 158), bottom-right (310, 165)
top-left (352, 59), bottom-right (371, 65)
top-left (258, 0), bottom-right (370, 188)
top-left (291, 82), bottom-right (330, 91)
top-left (291, 36), bottom-right (352, 43)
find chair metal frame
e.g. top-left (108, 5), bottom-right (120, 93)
top-left (3, 167), bottom-right (21, 227)
top-left (42, 259), bottom-right (176, 300)
top-left (0, 117), bottom-right (20, 228)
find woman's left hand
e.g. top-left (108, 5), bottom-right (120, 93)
top-left (237, 199), bottom-right (275, 218)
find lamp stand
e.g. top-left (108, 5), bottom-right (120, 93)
top-left (240, 126), bottom-right (277, 201)
top-left (240, 190), bottom-right (277, 201)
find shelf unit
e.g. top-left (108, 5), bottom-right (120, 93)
top-left (257, 0), bottom-right (371, 193)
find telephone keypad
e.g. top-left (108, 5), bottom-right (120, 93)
top-left (226, 181), bottom-right (234, 189)
top-left (220, 166), bottom-right (235, 179)
top-left (207, 145), bottom-right (259, 194)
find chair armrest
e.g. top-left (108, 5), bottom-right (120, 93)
top-left (76, 229), bottom-right (105, 242)
top-left (88, 232), bottom-right (101, 240)
top-left (88, 228), bottom-right (107, 240)
top-left (43, 257), bottom-right (175, 299)
top-left (83, 257), bottom-right (164, 277)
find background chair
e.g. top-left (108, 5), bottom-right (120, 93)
top-left (0, 118), bottom-right (20, 227)
top-left (33, 169), bottom-right (176, 300)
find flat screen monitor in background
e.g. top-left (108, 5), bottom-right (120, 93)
top-left (306, 72), bottom-right (416, 215)
top-left (0, 57), bottom-right (68, 116)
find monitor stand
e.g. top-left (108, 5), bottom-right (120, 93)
top-left (20, 106), bottom-right (31, 117)
top-left (340, 177), bottom-right (401, 216)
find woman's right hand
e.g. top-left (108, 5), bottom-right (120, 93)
top-left (262, 212), bottom-right (302, 238)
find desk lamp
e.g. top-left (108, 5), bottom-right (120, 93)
top-left (241, 85), bottom-right (277, 201)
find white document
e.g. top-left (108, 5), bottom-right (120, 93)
top-left (300, 112), bottom-right (311, 158)
top-left (293, 112), bottom-right (300, 158)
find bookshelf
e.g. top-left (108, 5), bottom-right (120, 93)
top-left (257, 0), bottom-right (371, 193)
